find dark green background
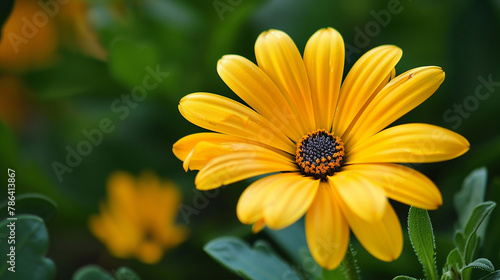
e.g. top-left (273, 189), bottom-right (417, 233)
top-left (1, 0), bottom-right (499, 279)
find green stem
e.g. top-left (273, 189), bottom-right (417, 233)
top-left (341, 243), bottom-right (361, 280)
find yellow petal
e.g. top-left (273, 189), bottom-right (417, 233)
top-left (252, 219), bottom-right (266, 233)
top-left (241, 173), bottom-right (319, 230)
top-left (195, 150), bottom-right (297, 190)
top-left (89, 206), bottom-right (141, 258)
top-left (333, 45), bottom-right (402, 136)
top-left (173, 133), bottom-right (287, 171)
top-left (342, 163), bottom-right (442, 209)
top-left (343, 67), bottom-right (446, 148)
top-left (218, 55), bottom-right (303, 140)
top-left (154, 181), bottom-right (184, 226)
top-left (340, 199), bottom-right (403, 262)
top-left (179, 93), bottom-right (296, 154)
top-left (107, 172), bottom-right (138, 219)
top-left (236, 175), bottom-right (278, 224)
top-left (173, 133), bottom-right (247, 162)
top-left (305, 182), bottom-right (349, 270)
top-left (346, 123), bottom-right (470, 164)
top-left (136, 241), bottom-right (163, 264)
top-left (329, 171), bottom-right (387, 221)
top-left (263, 174), bottom-right (319, 229)
top-left (304, 28), bottom-right (344, 130)
top-left (255, 29), bottom-right (315, 133)
top-left (184, 140), bottom-right (291, 171)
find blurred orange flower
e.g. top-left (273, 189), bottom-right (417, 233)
top-left (0, 0), bottom-right (58, 72)
top-left (89, 171), bottom-right (188, 264)
top-left (0, 0), bottom-right (106, 73)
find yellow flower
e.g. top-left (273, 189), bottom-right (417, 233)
top-left (89, 171), bottom-right (188, 264)
top-left (173, 28), bottom-right (469, 269)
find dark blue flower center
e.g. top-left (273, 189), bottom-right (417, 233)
top-left (295, 129), bottom-right (345, 181)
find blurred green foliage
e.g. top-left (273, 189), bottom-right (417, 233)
top-left (0, 0), bottom-right (499, 279)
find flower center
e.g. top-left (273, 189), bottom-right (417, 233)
top-left (295, 129), bottom-right (345, 181)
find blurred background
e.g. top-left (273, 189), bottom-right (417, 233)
top-left (0, 0), bottom-right (499, 279)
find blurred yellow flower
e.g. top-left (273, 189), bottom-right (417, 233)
top-left (173, 28), bottom-right (469, 269)
top-left (89, 171), bottom-right (188, 264)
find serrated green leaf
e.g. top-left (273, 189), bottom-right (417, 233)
top-left (454, 168), bottom-right (488, 235)
top-left (115, 267), bottom-right (141, 280)
top-left (477, 270), bottom-right (500, 280)
top-left (408, 207), bottom-right (438, 280)
top-left (0, 215), bottom-right (55, 280)
top-left (72, 265), bottom-right (114, 280)
top-left (340, 244), bottom-right (361, 280)
top-left (204, 236), bottom-right (303, 280)
top-left (463, 258), bottom-right (495, 275)
top-left (464, 202), bottom-right (496, 238)
top-left (0, 194), bottom-right (57, 224)
top-left (393, 276), bottom-right (419, 280)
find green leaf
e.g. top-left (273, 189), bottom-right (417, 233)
top-left (340, 244), bottom-right (361, 280)
top-left (0, 0), bottom-right (14, 37)
top-left (265, 221), bottom-right (308, 266)
top-left (454, 168), bottom-right (487, 232)
top-left (0, 215), bottom-right (55, 280)
top-left (204, 236), bottom-right (303, 280)
top-left (454, 231), bottom-right (466, 255)
top-left (115, 267), bottom-right (141, 280)
top-left (322, 266), bottom-right (348, 280)
top-left (460, 202), bottom-right (496, 268)
top-left (477, 270), bottom-right (500, 280)
top-left (464, 232), bottom-right (479, 265)
top-left (72, 265), bottom-right (114, 280)
top-left (482, 178), bottom-right (500, 267)
top-left (443, 248), bottom-right (464, 279)
top-left (392, 276), bottom-right (419, 280)
top-left (0, 193), bottom-right (57, 224)
top-left (462, 258), bottom-right (495, 275)
top-left (464, 202), bottom-right (496, 238)
top-left (408, 207), bottom-right (438, 280)
top-left (265, 220), bottom-right (324, 280)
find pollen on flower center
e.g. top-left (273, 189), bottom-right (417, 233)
top-left (295, 129), bottom-right (345, 181)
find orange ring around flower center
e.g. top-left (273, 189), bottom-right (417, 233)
top-left (295, 129), bottom-right (345, 181)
